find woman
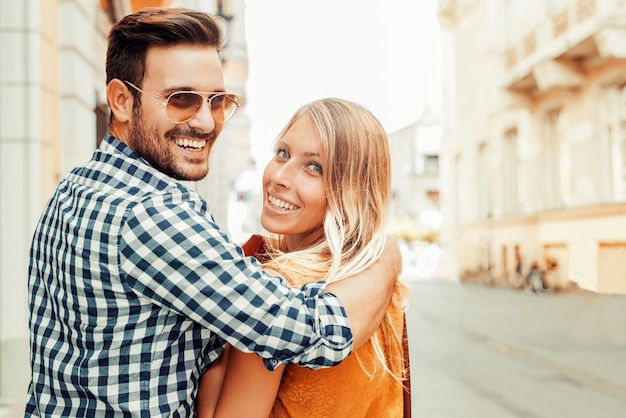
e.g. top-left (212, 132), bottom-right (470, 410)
top-left (198, 98), bottom-right (411, 417)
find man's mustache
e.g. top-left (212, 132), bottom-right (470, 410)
top-left (166, 127), bottom-right (212, 140)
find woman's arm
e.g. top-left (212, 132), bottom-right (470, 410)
top-left (196, 262), bottom-right (286, 418)
top-left (196, 345), bottom-right (230, 417)
top-left (213, 348), bottom-right (285, 418)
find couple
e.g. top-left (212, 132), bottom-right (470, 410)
top-left (26, 7), bottom-right (410, 417)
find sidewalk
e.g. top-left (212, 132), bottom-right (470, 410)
top-left (405, 279), bottom-right (626, 418)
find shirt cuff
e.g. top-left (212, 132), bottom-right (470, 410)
top-left (263, 282), bottom-right (354, 371)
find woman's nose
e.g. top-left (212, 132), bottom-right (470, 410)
top-left (271, 163), bottom-right (294, 188)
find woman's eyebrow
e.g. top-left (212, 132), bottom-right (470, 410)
top-left (275, 139), bottom-right (289, 149)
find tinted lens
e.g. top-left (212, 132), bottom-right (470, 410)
top-left (166, 92), bottom-right (203, 123)
top-left (210, 93), bottom-right (239, 123)
top-left (166, 92), bottom-right (239, 123)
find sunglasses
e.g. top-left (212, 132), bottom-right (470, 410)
top-left (124, 81), bottom-right (240, 124)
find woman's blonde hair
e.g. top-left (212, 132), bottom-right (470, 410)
top-left (264, 98), bottom-right (409, 385)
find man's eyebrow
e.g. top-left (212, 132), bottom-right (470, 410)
top-left (160, 86), bottom-right (226, 94)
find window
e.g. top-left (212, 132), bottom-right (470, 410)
top-left (599, 84), bottom-right (626, 202)
top-left (502, 128), bottom-right (519, 214)
top-left (454, 154), bottom-right (462, 222)
top-left (423, 155), bottom-right (439, 174)
top-left (543, 109), bottom-right (563, 209)
top-left (477, 142), bottom-right (490, 218)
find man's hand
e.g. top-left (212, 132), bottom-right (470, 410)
top-left (326, 237), bottom-right (402, 348)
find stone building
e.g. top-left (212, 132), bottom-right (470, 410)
top-left (389, 107), bottom-right (442, 242)
top-left (0, 0), bottom-right (248, 412)
top-left (437, 0), bottom-right (626, 293)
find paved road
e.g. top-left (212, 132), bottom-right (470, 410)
top-left (4, 278), bottom-right (624, 418)
top-left (405, 279), bottom-right (626, 418)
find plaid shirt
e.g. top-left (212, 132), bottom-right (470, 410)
top-left (26, 134), bottom-right (352, 417)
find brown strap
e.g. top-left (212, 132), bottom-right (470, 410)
top-left (403, 314), bottom-right (411, 418)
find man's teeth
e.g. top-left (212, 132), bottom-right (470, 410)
top-left (175, 138), bottom-right (206, 149)
top-left (268, 195), bottom-right (298, 211)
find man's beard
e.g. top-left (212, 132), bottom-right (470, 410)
top-left (127, 107), bottom-right (211, 181)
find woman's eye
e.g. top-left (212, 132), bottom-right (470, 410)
top-left (308, 162), bottom-right (323, 174)
top-left (275, 148), bottom-right (289, 159)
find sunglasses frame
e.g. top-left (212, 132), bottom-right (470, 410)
top-left (124, 81), bottom-right (240, 124)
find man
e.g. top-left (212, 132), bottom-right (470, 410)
top-left (26, 7), bottom-right (401, 417)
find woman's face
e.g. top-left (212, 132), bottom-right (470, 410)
top-left (261, 115), bottom-right (327, 251)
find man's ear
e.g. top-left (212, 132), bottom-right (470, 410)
top-left (107, 79), bottom-right (133, 123)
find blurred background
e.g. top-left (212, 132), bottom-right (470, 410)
top-left (1, 0), bottom-right (626, 416)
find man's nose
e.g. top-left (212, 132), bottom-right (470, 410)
top-left (186, 99), bottom-right (217, 132)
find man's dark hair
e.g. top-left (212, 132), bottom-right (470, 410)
top-left (106, 7), bottom-right (224, 91)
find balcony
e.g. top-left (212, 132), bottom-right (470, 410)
top-left (502, 0), bottom-right (626, 96)
top-left (437, 0), bottom-right (477, 29)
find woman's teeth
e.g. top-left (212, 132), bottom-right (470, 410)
top-left (268, 195), bottom-right (298, 211)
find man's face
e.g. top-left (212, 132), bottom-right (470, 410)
top-left (127, 45), bottom-right (225, 181)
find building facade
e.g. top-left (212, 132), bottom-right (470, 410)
top-left (389, 107), bottom-right (442, 243)
top-left (437, 0), bottom-right (626, 293)
top-left (0, 0), bottom-right (248, 411)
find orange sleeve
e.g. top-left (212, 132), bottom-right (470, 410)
top-left (241, 234), bottom-right (271, 262)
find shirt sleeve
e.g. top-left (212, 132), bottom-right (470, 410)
top-left (118, 194), bottom-right (353, 370)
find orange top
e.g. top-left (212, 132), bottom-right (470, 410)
top-left (264, 260), bottom-right (406, 418)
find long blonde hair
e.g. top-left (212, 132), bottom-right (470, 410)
top-left (263, 98), bottom-right (409, 384)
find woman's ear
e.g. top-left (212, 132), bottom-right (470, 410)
top-left (107, 79), bottom-right (133, 124)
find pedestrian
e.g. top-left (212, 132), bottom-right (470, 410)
top-left (197, 98), bottom-right (412, 418)
top-left (26, 8), bottom-right (401, 417)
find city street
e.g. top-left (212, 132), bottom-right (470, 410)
top-left (405, 279), bottom-right (626, 418)
top-left (4, 277), bottom-right (624, 418)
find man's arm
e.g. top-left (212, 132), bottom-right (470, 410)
top-left (325, 238), bottom-right (402, 349)
top-left (121, 201), bottom-right (395, 369)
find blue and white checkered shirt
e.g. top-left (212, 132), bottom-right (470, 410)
top-left (26, 134), bottom-right (352, 417)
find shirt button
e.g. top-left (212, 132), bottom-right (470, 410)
top-left (271, 359), bottom-right (278, 367)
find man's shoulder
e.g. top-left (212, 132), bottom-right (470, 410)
top-left (66, 138), bottom-right (175, 201)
